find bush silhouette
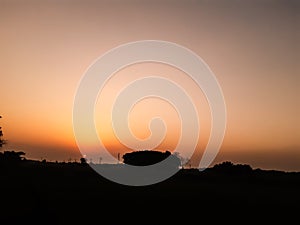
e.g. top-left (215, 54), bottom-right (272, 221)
top-left (212, 161), bottom-right (252, 174)
top-left (80, 157), bottom-right (87, 164)
top-left (0, 150), bottom-right (26, 162)
top-left (123, 150), bottom-right (181, 168)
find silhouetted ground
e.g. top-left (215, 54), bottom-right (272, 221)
top-left (0, 159), bottom-right (299, 225)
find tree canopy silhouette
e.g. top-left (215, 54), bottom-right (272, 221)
top-left (212, 161), bottom-right (252, 174)
top-left (80, 157), bottom-right (87, 164)
top-left (0, 115), bottom-right (4, 148)
top-left (122, 150), bottom-right (181, 168)
top-left (0, 150), bottom-right (26, 162)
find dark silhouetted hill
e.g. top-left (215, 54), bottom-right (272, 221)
top-left (0, 150), bottom-right (299, 225)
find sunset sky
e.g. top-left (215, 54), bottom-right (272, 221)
top-left (0, 0), bottom-right (299, 171)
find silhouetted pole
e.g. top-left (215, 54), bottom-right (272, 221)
top-left (117, 153), bottom-right (120, 164)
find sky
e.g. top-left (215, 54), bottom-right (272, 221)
top-left (0, 0), bottom-right (299, 171)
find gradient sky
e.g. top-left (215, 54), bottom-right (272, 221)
top-left (0, 0), bottom-right (299, 171)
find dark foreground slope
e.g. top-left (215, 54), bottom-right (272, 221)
top-left (0, 161), bottom-right (299, 225)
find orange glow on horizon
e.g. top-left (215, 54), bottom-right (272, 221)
top-left (0, 1), bottom-right (298, 171)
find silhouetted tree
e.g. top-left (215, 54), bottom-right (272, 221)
top-left (213, 161), bottom-right (234, 170)
top-left (173, 152), bottom-right (185, 169)
top-left (0, 116), bottom-right (5, 148)
top-left (80, 157), bottom-right (87, 164)
top-left (0, 150), bottom-right (26, 162)
top-left (212, 161), bottom-right (252, 174)
top-left (123, 150), bottom-right (181, 168)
